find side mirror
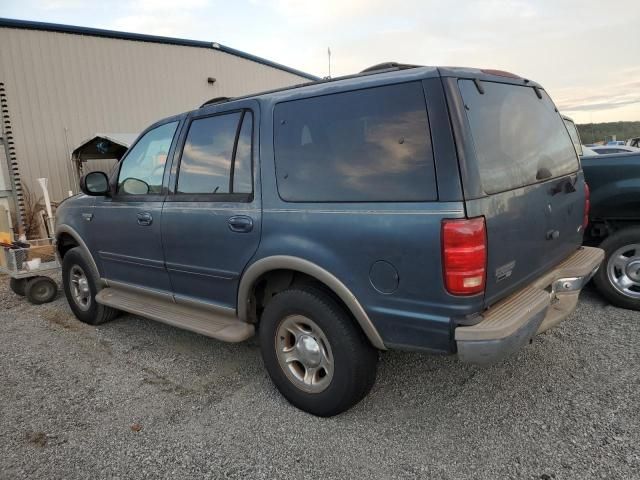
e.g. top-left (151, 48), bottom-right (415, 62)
top-left (80, 171), bottom-right (110, 196)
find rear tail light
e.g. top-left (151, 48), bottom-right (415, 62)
top-left (442, 217), bottom-right (487, 295)
top-left (583, 182), bottom-right (590, 230)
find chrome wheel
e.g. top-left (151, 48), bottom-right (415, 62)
top-left (69, 265), bottom-right (92, 311)
top-left (275, 315), bottom-right (334, 393)
top-left (607, 244), bottom-right (640, 299)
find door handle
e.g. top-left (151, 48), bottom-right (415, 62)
top-left (137, 211), bottom-right (153, 226)
top-left (228, 215), bottom-right (253, 233)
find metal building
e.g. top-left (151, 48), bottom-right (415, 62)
top-left (0, 18), bottom-right (316, 229)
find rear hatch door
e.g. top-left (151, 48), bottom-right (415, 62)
top-left (456, 78), bottom-right (584, 306)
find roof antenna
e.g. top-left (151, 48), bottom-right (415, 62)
top-left (327, 47), bottom-right (332, 79)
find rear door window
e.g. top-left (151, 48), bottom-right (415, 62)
top-left (177, 112), bottom-right (241, 195)
top-left (274, 82), bottom-right (436, 202)
top-left (459, 80), bottom-right (579, 194)
top-left (175, 110), bottom-right (253, 198)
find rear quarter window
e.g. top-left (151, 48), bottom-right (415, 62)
top-left (273, 82), bottom-right (437, 202)
top-left (459, 80), bottom-right (579, 194)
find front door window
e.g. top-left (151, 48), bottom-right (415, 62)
top-left (117, 121), bottom-right (179, 195)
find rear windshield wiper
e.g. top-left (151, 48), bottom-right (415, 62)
top-left (533, 86), bottom-right (542, 99)
top-left (473, 78), bottom-right (485, 94)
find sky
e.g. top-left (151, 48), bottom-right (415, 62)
top-left (2, 0), bottom-right (639, 124)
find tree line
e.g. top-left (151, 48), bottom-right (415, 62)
top-left (576, 121), bottom-right (640, 144)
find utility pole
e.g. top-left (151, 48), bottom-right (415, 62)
top-left (328, 47), bottom-right (331, 78)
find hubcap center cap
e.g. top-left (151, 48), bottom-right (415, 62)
top-left (296, 335), bottom-right (322, 368)
top-left (626, 260), bottom-right (640, 282)
top-left (78, 278), bottom-right (89, 294)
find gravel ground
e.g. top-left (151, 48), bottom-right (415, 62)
top-left (0, 276), bottom-right (638, 480)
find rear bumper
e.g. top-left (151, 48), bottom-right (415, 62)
top-left (456, 246), bottom-right (604, 365)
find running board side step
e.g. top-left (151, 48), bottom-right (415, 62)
top-left (95, 287), bottom-right (254, 342)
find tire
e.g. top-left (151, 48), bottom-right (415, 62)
top-left (9, 277), bottom-right (27, 296)
top-left (259, 286), bottom-right (378, 417)
top-left (62, 247), bottom-right (119, 325)
top-left (25, 276), bottom-right (58, 304)
top-left (593, 227), bottom-right (640, 311)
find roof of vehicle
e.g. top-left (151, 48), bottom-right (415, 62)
top-left (195, 64), bottom-right (543, 114)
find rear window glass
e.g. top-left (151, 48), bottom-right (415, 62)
top-left (273, 82), bottom-right (437, 202)
top-left (459, 80), bottom-right (579, 194)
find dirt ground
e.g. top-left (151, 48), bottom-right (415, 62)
top-left (0, 277), bottom-right (638, 479)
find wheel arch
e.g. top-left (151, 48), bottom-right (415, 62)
top-left (55, 225), bottom-right (101, 279)
top-left (587, 219), bottom-right (640, 244)
top-left (237, 255), bottom-right (386, 350)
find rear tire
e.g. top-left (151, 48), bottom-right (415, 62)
top-left (594, 227), bottom-right (640, 311)
top-left (62, 247), bottom-right (119, 325)
top-left (9, 278), bottom-right (27, 296)
top-left (259, 286), bottom-right (378, 417)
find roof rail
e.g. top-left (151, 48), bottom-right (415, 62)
top-left (360, 62), bottom-right (422, 73)
top-left (199, 80), bottom-right (316, 108)
top-left (198, 63), bottom-right (425, 109)
top-left (200, 96), bottom-right (232, 107)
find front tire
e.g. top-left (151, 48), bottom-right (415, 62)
top-left (62, 247), bottom-right (119, 325)
top-left (594, 227), bottom-right (640, 311)
top-left (259, 287), bottom-right (378, 417)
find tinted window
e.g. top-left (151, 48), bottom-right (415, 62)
top-left (459, 80), bottom-right (579, 194)
top-left (117, 121), bottom-right (178, 195)
top-left (178, 112), bottom-right (242, 194)
top-left (233, 112), bottom-right (253, 194)
top-left (274, 82), bottom-right (436, 202)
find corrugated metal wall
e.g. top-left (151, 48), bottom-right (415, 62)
top-left (0, 27), bottom-right (309, 202)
